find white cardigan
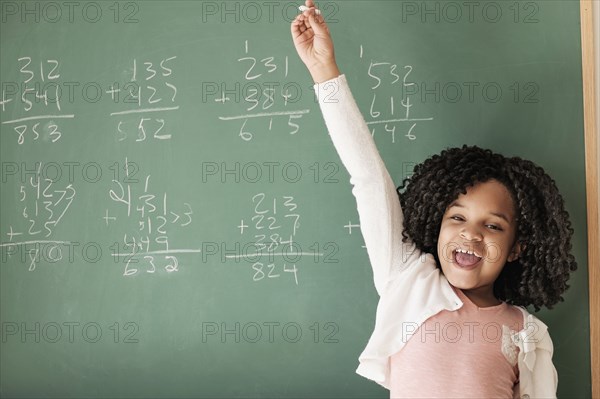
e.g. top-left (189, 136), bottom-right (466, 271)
top-left (314, 74), bottom-right (558, 399)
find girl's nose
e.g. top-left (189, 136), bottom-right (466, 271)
top-left (459, 227), bottom-right (483, 241)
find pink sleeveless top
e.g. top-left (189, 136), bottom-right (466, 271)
top-left (389, 286), bottom-right (524, 398)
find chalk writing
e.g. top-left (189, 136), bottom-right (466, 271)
top-left (2, 162), bottom-right (77, 271)
top-left (1, 57), bottom-right (74, 144)
top-left (218, 40), bottom-right (309, 141)
top-left (106, 158), bottom-right (198, 276)
top-left (360, 45), bottom-right (434, 142)
top-left (229, 193), bottom-right (308, 284)
top-left (109, 56), bottom-right (178, 142)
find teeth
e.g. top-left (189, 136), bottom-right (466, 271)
top-left (455, 248), bottom-right (482, 258)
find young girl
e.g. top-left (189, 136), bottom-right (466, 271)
top-left (291, 2), bottom-right (577, 398)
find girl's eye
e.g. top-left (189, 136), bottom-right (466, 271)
top-left (487, 224), bottom-right (503, 231)
top-left (450, 216), bottom-right (464, 221)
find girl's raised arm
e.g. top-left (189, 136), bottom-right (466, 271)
top-left (291, 2), bottom-right (425, 296)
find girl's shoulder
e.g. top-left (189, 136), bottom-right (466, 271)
top-left (502, 303), bottom-right (527, 332)
top-left (509, 305), bottom-right (554, 349)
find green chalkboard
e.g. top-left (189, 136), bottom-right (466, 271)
top-left (0, 1), bottom-right (591, 397)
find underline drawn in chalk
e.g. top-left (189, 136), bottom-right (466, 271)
top-left (2, 115), bottom-right (75, 124)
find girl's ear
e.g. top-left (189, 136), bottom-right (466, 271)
top-left (508, 241), bottom-right (525, 262)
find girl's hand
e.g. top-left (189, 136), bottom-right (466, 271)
top-left (291, 0), bottom-right (340, 83)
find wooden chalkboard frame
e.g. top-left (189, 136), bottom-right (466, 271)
top-left (580, 0), bottom-right (599, 397)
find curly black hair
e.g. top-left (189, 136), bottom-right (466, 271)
top-left (397, 145), bottom-right (577, 311)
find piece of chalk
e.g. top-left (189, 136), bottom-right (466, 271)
top-left (299, 5), bottom-right (321, 15)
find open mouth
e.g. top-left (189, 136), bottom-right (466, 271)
top-left (453, 248), bottom-right (483, 269)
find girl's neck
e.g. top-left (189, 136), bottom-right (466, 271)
top-left (457, 287), bottom-right (502, 308)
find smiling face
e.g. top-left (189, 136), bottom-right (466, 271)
top-left (437, 179), bottom-right (522, 306)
